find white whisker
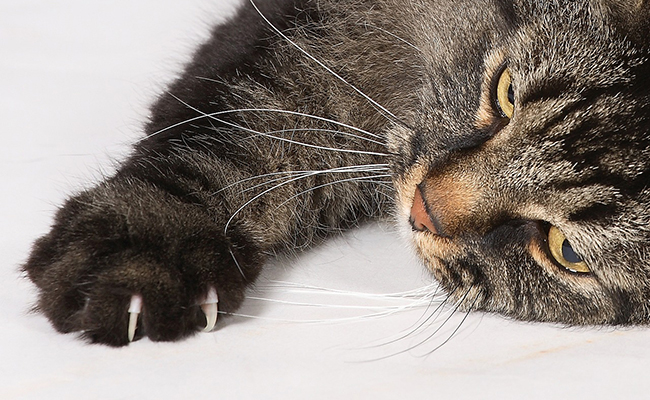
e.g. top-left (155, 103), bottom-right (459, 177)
top-left (243, 170), bottom-right (389, 195)
top-left (221, 281), bottom-right (448, 329)
top-left (217, 164), bottom-right (391, 234)
top-left (229, 248), bottom-right (247, 280)
top-left (218, 311), bottom-right (410, 324)
top-left (215, 170), bottom-right (305, 194)
top-left (236, 165), bottom-right (388, 196)
top-left (215, 163), bottom-right (390, 194)
top-left (239, 171), bottom-right (312, 194)
top-left (222, 296), bottom-right (435, 324)
top-left (361, 22), bottom-right (422, 52)
top-left (265, 280), bottom-right (440, 299)
top-left (223, 168), bottom-right (349, 234)
top-left (249, 0), bottom-right (412, 130)
top-left (169, 95), bottom-right (391, 157)
top-left (146, 95), bottom-right (386, 142)
top-left (246, 296), bottom-right (424, 311)
top-left (205, 106), bottom-right (384, 140)
top-left (276, 174), bottom-right (392, 208)
top-left (351, 286), bottom-right (455, 350)
top-left (223, 164), bottom-right (393, 233)
top-left (248, 127), bottom-right (386, 147)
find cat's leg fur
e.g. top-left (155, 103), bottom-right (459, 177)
top-left (24, 0), bottom-right (392, 346)
top-left (24, 114), bottom-right (387, 346)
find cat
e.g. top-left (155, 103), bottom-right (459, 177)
top-left (23, 0), bottom-right (650, 346)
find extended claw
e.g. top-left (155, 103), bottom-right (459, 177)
top-left (201, 287), bottom-right (219, 332)
top-left (128, 294), bottom-right (143, 342)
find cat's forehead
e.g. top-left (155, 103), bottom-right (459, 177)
top-left (515, 21), bottom-right (637, 71)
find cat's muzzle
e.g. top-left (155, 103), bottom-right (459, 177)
top-left (410, 185), bottom-right (440, 235)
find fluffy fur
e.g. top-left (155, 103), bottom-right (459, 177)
top-left (24, 0), bottom-right (650, 345)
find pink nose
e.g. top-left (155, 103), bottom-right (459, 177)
top-left (410, 186), bottom-right (438, 234)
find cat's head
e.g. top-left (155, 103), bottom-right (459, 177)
top-left (389, 0), bottom-right (650, 324)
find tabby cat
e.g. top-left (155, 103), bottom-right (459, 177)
top-left (24, 0), bottom-right (650, 346)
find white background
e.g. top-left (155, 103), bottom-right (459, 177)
top-left (2, 0), bottom-right (649, 398)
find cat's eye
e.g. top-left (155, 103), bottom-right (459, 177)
top-left (547, 226), bottom-right (590, 273)
top-left (495, 67), bottom-right (514, 119)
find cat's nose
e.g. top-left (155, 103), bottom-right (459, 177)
top-left (410, 185), bottom-right (440, 235)
top-left (409, 173), bottom-right (482, 238)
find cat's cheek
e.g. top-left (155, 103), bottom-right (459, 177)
top-left (528, 237), bottom-right (600, 291)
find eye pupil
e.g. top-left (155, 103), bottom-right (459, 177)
top-left (547, 225), bottom-right (590, 274)
top-left (507, 84), bottom-right (515, 106)
top-left (561, 239), bottom-right (583, 264)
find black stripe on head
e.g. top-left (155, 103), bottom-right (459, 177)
top-left (568, 202), bottom-right (620, 223)
top-left (554, 167), bottom-right (650, 199)
top-left (519, 77), bottom-right (574, 106)
top-left (607, 288), bottom-right (634, 324)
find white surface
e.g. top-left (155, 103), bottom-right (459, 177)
top-left (2, 1), bottom-right (649, 398)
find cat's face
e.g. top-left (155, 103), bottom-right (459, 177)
top-left (388, 0), bottom-right (650, 324)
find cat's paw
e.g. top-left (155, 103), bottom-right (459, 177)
top-left (24, 183), bottom-right (262, 346)
top-left (26, 242), bottom-right (232, 346)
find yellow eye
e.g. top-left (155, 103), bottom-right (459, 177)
top-left (495, 67), bottom-right (515, 118)
top-left (548, 226), bottom-right (590, 273)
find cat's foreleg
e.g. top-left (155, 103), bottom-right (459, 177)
top-left (24, 128), bottom-right (386, 346)
top-left (23, 152), bottom-right (287, 346)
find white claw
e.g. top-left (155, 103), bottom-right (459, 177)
top-left (128, 294), bottom-right (143, 342)
top-left (201, 287), bottom-right (219, 332)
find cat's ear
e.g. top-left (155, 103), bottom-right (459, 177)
top-left (593, 0), bottom-right (650, 46)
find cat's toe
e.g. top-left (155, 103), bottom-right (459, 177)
top-left (125, 286), bottom-right (219, 343)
